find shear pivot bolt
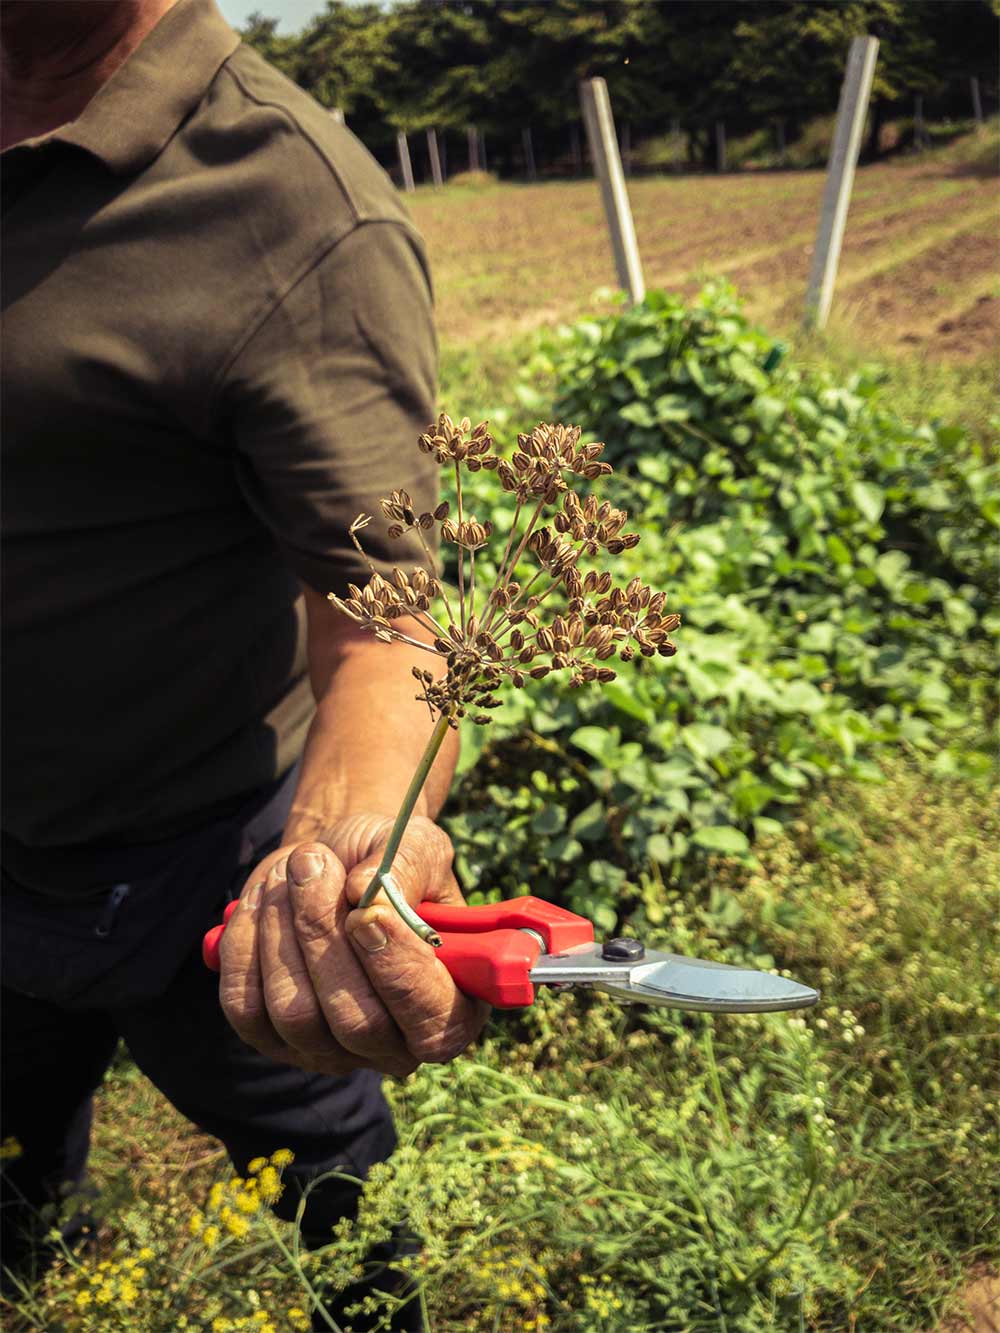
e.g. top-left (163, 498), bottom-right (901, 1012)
top-left (602, 937), bottom-right (645, 961)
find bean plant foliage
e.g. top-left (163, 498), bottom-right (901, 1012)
top-left (442, 282), bottom-right (998, 934)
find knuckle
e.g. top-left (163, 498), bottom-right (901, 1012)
top-left (292, 894), bottom-right (344, 946)
top-left (407, 1019), bottom-right (472, 1065)
top-left (220, 985), bottom-right (264, 1032)
top-left (331, 1008), bottom-right (397, 1056)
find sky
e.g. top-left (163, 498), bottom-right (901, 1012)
top-left (216, 0), bottom-right (330, 33)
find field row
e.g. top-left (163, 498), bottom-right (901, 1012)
top-left (410, 145), bottom-right (998, 361)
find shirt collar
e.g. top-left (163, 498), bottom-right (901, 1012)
top-left (49, 0), bottom-right (240, 175)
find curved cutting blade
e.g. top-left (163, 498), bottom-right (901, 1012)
top-left (532, 943), bottom-right (819, 1013)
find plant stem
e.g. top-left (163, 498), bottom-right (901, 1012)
top-left (455, 462), bottom-right (466, 633)
top-left (357, 713), bottom-right (452, 945)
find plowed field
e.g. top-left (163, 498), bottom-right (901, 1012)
top-left (409, 134), bottom-right (999, 361)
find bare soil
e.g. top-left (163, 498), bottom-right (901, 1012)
top-left (933, 1274), bottom-right (1000, 1332)
top-left (410, 144), bottom-right (998, 361)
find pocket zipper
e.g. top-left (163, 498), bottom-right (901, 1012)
top-left (95, 882), bottom-right (131, 938)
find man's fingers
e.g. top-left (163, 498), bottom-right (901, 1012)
top-left (287, 843), bottom-right (418, 1077)
top-left (341, 816), bottom-right (464, 909)
top-left (345, 899), bottom-right (490, 1065)
top-left (258, 857), bottom-right (363, 1070)
top-left (218, 863), bottom-right (298, 1065)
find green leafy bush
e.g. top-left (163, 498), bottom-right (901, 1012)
top-left (442, 283), bottom-right (997, 931)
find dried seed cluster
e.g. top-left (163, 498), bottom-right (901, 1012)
top-left (329, 415), bottom-right (679, 726)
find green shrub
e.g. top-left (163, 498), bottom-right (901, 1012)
top-left (442, 283), bottom-right (997, 932)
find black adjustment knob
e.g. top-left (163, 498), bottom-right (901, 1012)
top-left (601, 937), bottom-right (645, 961)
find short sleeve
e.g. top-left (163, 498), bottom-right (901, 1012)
top-left (219, 220), bottom-right (439, 595)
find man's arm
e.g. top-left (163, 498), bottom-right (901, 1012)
top-left (283, 584), bottom-right (459, 839)
top-left (218, 586), bottom-right (488, 1079)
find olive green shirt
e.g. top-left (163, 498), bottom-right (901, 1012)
top-left (1, 0), bottom-right (438, 862)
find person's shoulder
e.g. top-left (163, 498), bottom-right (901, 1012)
top-left (194, 43), bottom-right (412, 235)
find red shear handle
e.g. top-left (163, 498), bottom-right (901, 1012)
top-left (435, 928), bottom-right (542, 1008)
top-left (419, 897), bottom-right (594, 1009)
top-left (417, 897), bottom-right (594, 954)
top-left (203, 894), bottom-right (595, 1010)
top-left (202, 899), bottom-right (239, 971)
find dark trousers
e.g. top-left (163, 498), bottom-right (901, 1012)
top-left (1, 771), bottom-right (424, 1332)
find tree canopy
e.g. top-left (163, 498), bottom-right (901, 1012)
top-left (239, 0), bottom-right (998, 166)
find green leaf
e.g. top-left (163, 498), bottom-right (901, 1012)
top-left (646, 833), bottom-right (673, 863)
top-left (775, 681), bottom-right (825, 714)
top-left (531, 806), bottom-right (565, 836)
top-left (827, 534), bottom-right (852, 565)
top-left (851, 481), bottom-right (885, 524)
top-left (619, 401), bottom-right (655, 428)
top-left (653, 393), bottom-right (691, 423)
top-left (692, 826), bottom-right (751, 855)
top-left (682, 723), bottom-right (734, 760)
top-left (603, 682), bottom-right (654, 724)
top-left (570, 726), bottom-right (614, 763)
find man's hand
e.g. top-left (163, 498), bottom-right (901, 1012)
top-left (218, 815), bottom-right (490, 1079)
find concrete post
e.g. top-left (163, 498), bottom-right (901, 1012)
top-left (522, 127), bottom-right (537, 181)
top-left (579, 77), bottom-right (645, 305)
top-left (715, 120), bottom-right (726, 172)
top-left (971, 76), bottom-right (984, 127)
top-left (804, 35), bottom-right (879, 330)
top-left (396, 130), bottom-right (415, 192)
top-left (426, 128), bottom-right (443, 187)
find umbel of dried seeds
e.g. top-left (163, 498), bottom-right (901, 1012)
top-left (328, 415), bottom-right (680, 941)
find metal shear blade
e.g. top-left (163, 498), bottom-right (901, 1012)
top-left (531, 943), bottom-right (819, 1014)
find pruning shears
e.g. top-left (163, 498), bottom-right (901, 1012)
top-left (203, 895), bottom-right (818, 1014)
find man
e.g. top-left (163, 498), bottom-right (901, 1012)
top-left (1, 1), bottom-right (488, 1327)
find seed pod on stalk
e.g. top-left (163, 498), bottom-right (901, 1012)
top-left (326, 413), bottom-right (681, 943)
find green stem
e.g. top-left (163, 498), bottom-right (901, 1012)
top-left (703, 1022), bottom-right (734, 1147)
top-left (357, 713), bottom-right (452, 946)
top-left (261, 1213), bottom-right (343, 1333)
top-left (455, 463), bottom-right (466, 633)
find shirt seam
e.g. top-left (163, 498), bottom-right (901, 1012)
top-left (206, 217), bottom-right (418, 435)
top-left (220, 57), bottom-right (362, 218)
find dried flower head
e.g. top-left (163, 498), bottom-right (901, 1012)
top-left (329, 414), bottom-right (679, 727)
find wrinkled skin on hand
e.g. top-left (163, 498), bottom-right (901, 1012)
top-left (218, 814), bottom-right (490, 1079)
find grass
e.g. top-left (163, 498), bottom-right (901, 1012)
top-left (4, 761), bottom-right (995, 1331)
top-left (2, 127), bottom-right (996, 1332)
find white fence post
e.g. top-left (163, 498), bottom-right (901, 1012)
top-left (971, 75), bottom-right (984, 127)
top-left (426, 127), bottom-right (443, 186)
top-left (804, 35), bottom-right (879, 330)
top-left (579, 77), bottom-right (645, 305)
top-left (330, 107), bottom-right (345, 125)
top-left (396, 130), bottom-right (415, 192)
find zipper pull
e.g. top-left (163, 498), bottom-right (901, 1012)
top-left (95, 882), bottom-right (131, 938)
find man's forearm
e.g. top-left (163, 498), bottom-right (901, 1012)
top-left (283, 591), bottom-right (459, 845)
